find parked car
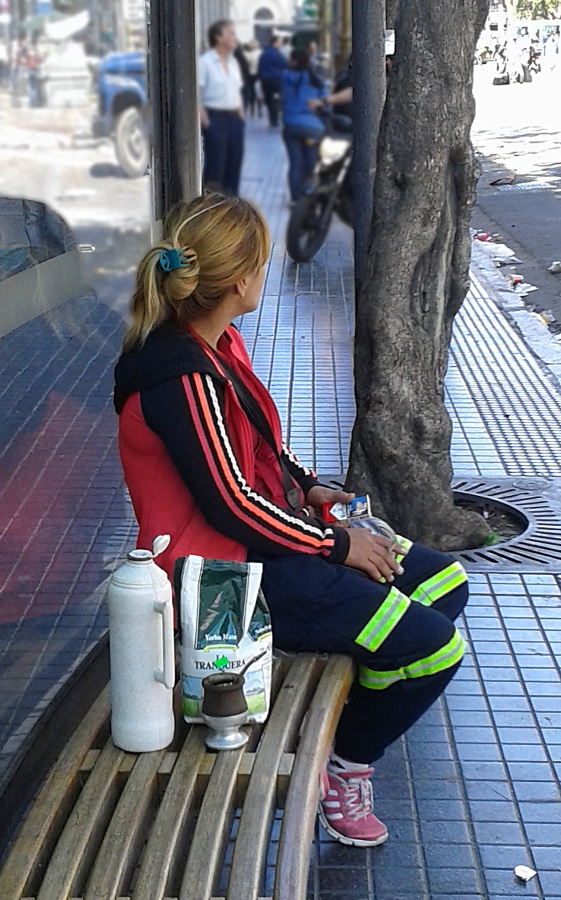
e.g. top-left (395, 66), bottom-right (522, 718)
top-left (92, 51), bottom-right (149, 178)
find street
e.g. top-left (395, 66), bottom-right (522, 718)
top-left (1, 63), bottom-right (561, 328)
top-left (0, 95), bottom-right (152, 317)
top-left (472, 62), bottom-right (561, 327)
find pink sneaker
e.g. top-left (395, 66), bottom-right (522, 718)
top-left (318, 767), bottom-right (388, 847)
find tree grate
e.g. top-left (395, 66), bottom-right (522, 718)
top-left (451, 476), bottom-right (561, 573)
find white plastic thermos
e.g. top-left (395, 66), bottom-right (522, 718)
top-left (106, 534), bottom-right (175, 752)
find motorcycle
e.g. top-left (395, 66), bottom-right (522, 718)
top-left (286, 112), bottom-right (353, 264)
top-left (527, 45), bottom-right (541, 76)
top-left (474, 44), bottom-right (494, 65)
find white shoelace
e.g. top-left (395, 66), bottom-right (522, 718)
top-left (342, 775), bottom-right (373, 822)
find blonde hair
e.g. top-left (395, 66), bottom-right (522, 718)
top-left (123, 192), bottom-right (270, 350)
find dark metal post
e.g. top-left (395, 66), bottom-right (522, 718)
top-left (352, 0), bottom-right (386, 290)
top-left (148, 0), bottom-right (201, 233)
top-left (337, 0), bottom-right (352, 71)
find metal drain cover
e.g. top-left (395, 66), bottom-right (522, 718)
top-left (451, 476), bottom-right (561, 573)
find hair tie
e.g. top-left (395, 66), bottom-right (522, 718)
top-left (157, 248), bottom-right (194, 273)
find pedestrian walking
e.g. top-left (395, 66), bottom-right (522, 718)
top-left (234, 43), bottom-right (251, 113)
top-left (198, 19), bottom-right (245, 196)
top-left (115, 190), bottom-right (469, 848)
top-left (280, 36), bottom-right (292, 61)
top-left (281, 48), bottom-right (327, 203)
top-left (0, 40), bottom-right (8, 90)
top-left (244, 39), bottom-right (262, 117)
top-left (257, 34), bottom-right (287, 127)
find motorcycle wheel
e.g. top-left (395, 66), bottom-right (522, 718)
top-left (115, 107), bottom-right (150, 178)
top-left (286, 193), bottom-right (332, 263)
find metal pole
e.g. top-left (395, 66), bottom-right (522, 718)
top-left (337, 0), bottom-right (352, 70)
top-left (352, 0), bottom-right (385, 290)
top-left (148, 0), bottom-right (201, 237)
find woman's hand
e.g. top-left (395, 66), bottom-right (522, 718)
top-left (305, 484), bottom-right (354, 515)
top-left (344, 529), bottom-right (405, 583)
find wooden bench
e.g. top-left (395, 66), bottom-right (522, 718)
top-left (0, 652), bottom-right (353, 900)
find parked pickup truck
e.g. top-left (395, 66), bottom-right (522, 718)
top-left (92, 51), bottom-right (149, 178)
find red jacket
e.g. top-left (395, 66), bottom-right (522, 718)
top-left (114, 322), bottom-right (348, 580)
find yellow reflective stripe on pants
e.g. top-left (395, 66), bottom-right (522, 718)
top-left (355, 587), bottom-right (410, 654)
top-left (394, 534), bottom-right (413, 564)
top-left (409, 562), bottom-right (467, 607)
top-left (358, 628), bottom-right (465, 690)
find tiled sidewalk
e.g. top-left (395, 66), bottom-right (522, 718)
top-left (1, 116), bottom-right (561, 899)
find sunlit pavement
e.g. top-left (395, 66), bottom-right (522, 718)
top-left (473, 63), bottom-right (561, 179)
top-left (1, 99), bottom-right (561, 900)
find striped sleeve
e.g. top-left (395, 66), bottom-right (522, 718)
top-left (140, 374), bottom-right (350, 563)
top-left (281, 443), bottom-right (319, 497)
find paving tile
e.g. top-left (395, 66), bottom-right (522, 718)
top-left (456, 742), bottom-right (503, 761)
top-left (536, 872), bottom-right (561, 896)
top-left (487, 695), bottom-right (532, 713)
top-left (517, 801), bottom-right (561, 824)
top-left (465, 780), bottom-right (513, 802)
top-left (424, 842), bottom-right (477, 869)
top-left (460, 760), bottom-right (510, 781)
top-left (478, 843), bottom-right (533, 870)
top-left (427, 866), bottom-right (483, 896)
top-left (314, 894), bottom-right (371, 900)
top-left (524, 822), bottom-right (561, 846)
top-left (513, 781), bottom-right (561, 802)
top-left (419, 820), bottom-right (471, 845)
top-left (468, 800), bottom-right (520, 824)
top-left (316, 843), bottom-right (369, 867)
top-left (501, 740), bottom-right (547, 763)
top-left (413, 798), bottom-right (468, 821)
top-left (370, 841), bottom-right (420, 869)
top-left (430, 896), bottom-right (482, 900)
top-left (530, 845), bottom-right (561, 870)
top-left (371, 865), bottom-right (426, 897)
top-left (484, 869), bottom-right (541, 896)
top-left (318, 866), bottom-right (370, 892)
top-left (472, 821), bottom-right (527, 845)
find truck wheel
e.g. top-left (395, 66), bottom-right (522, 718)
top-left (115, 107), bottom-right (149, 178)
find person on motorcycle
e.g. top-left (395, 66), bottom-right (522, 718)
top-left (281, 48), bottom-right (327, 203)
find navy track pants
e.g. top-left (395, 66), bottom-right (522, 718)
top-left (248, 542), bottom-right (468, 764)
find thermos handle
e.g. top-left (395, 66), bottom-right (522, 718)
top-left (153, 598), bottom-right (175, 689)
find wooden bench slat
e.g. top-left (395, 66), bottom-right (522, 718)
top-left (84, 749), bottom-right (166, 900)
top-left (131, 727), bottom-right (207, 900)
top-left (0, 686), bottom-right (110, 899)
top-left (227, 655), bottom-right (322, 900)
top-left (179, 745), bottom-right (247, 900)
top-left (2, 653), bottom-right (353, 900)
top-left (274, 655), bottom-right (354, 900)
top-left (36, 740), bottom-right (125, 900)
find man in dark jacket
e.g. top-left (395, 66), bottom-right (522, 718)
top-left (257, 34), bottom-right (288, 126)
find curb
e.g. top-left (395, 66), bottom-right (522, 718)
top-left (470, 237), bottom-right (561, 390)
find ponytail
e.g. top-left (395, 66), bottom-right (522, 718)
top-left (123, 193), bottom-right (269, 351)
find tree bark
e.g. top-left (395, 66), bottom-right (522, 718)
top-left (346, 0), bottom-right (490, 552)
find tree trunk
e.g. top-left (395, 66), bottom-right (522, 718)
top-left (346, 0), bottom-right (490, 552)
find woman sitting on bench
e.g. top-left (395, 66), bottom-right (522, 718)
top-left (114, 192), bottom-right (469, 848)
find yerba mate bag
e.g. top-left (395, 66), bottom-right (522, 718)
top-left (175, 555), bottom-right (273, 723)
